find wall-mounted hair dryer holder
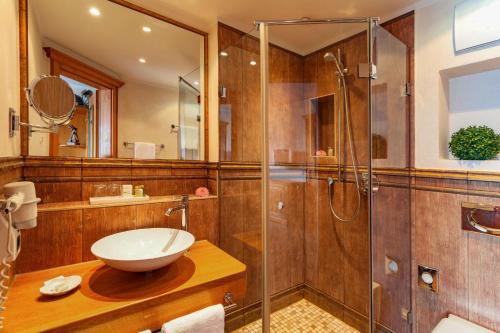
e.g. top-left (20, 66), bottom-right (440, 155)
top-left (0, 182), bottom-right (40, 261)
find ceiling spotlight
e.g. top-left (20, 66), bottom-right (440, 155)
top-left (142, 26), bottom-right (152, 33)
top-left (220, 51), bottom-right (228, 57)
top-left (249, 60), bottom-right (257, 66)
top-left (89, 7), bottom-right (101, 16)
top-left (138, 58), bottom-right (146, 63)
top-left (193, 81), bottom-right (199, 85)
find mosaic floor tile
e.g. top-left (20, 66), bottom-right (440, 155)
top-left (232, 299), bottom-right (360, 333)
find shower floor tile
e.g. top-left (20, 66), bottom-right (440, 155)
top-left (231, 299), bottom-right (360, 333)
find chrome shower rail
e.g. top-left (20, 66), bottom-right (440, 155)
top-left (254, 16), bottom-right (379, 28)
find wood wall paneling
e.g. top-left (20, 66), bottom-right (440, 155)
top-left (372, 185), bottom-right (411, 333)
top-left (0, 158), bottom-right (24, 195)
top-left (16, 210), bottom-right (83, 273)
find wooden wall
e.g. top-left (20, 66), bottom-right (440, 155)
top-left (413, 171), bottom-right (500, 333)
top-left (2, 156), bottom-right (219, 275)
top-left (23, 156), bottom-right (212, 203)
top-left (16, 196), bottom-right (219, 273)
top-left (218, 23), bottom-right (306, 165)
top-left (0, 157), bottom-right (23, 196)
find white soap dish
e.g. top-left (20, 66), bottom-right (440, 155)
top-left (40, 275), bottom-right (82, 296)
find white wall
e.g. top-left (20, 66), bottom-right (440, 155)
top-left (118, 81), bottom-right (179, 159)
top-left (0, 0), bottom-right (20, 157)
top-left (27, 2), bottom-right (50, 156)
top-left (448, 69), bottom-right (500, 160)
top-left (415, 0), bottom-right (500, 171)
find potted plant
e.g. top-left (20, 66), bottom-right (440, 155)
top-left (449, 125), bottom-right (500, 160)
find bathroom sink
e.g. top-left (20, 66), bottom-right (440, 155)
top-left (91, 228), bottom-right (195, 272)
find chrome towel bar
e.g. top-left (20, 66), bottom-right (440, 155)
top-left (123, 141), bottom-right (165, 149)
top-left (223, 292), bottom-right (238, 312)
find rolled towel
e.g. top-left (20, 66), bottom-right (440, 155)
top-left (161, 304), bottom-right (224, 333)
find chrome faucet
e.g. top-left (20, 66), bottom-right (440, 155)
top-left (165, 195), bottom-right (189, 232)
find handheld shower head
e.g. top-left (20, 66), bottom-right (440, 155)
top-left (323, 52), bottom-right (336, 62)
top-left (323, 51), bottom-right (347, 77)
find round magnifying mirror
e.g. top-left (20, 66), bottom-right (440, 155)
top-left (26, 76), bottom-right (76, 126)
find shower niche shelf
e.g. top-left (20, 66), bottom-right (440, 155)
top-left (309, 94), bottom-right (337, 161)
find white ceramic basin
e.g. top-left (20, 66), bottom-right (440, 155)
top-left (91, 228), bottom-right (195, 272)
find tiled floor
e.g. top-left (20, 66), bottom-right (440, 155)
top-left (232, 299), bottom-right (360, 333)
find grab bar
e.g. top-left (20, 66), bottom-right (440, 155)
top-left (462, 202), bottom-right (500, 236)
top-left (468, 208), bottom-right (500, 235)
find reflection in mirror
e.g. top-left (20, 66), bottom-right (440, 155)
top-left (27, 0), bottom-right (205, 160)
top-left (27, 76), bottom-right (75, 123)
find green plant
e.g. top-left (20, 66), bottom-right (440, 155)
top-left (449, 126), bottom-right (500, 160)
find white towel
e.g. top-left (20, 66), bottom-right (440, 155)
top-left (432, 314), bottom-right (494, 333)
top-left (134, 142), bottom-right (156, 159)
top-left (161, 304), bottom-right (224, 333)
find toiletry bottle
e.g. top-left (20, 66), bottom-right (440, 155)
top-left (134, 185), bottom-right (144, 197)
top-left (122, 184), bottom-right (133, 197)
top-left (327, 147), bottom-right (334, 156)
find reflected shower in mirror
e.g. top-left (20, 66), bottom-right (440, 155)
top-left (27, 0), bottom-right (205, 160)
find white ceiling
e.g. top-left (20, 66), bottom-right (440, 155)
top-left (128, 0), bottom-right (425, 55)
top-left (31, 0), bottom-right (203, 88)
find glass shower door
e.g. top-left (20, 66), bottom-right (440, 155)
top-left (261, 21), bottom-right (373, 333)
top-left (370, 25), bottom-right (411, 333)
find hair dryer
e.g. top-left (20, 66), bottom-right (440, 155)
top-left (0, 181), bottom-right (39, 329)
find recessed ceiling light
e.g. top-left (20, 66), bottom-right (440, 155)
top-left (89, 7), bottom-right (101, 16)
top-left (142, 26), bottom-right (152, 33)
top-left (138, 58), bottom-right (146, 63)
top-left (193, 81), bottom-right (199, 85)
top-left (220, 51), bottom-right (228, 57)
top-left (250, 60), bottom-right (257, 66)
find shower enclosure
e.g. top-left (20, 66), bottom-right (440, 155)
top-left (219, 16), bottom-right (411, 333)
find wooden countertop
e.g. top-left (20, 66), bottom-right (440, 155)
top-left (38, 194), bottom-right (217, 212)
top-left (4, 241), bottom-right (246, 333)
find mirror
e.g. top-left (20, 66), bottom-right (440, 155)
top-left (26, 0), bottom-right (206, 160)
top-left (26, 76), bottom-right (76, 124)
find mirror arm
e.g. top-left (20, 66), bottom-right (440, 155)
top-left (9, 109), bottom-right (58, 137)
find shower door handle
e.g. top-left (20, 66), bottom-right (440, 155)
top-left (362, 173), bottom-right (379, 194)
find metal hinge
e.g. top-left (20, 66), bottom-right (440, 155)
top-left (358, 63), bottom-right (377, 79)
top-left (401, 308), bottom-right (413, 325)
top-left (401, 83), bottom-right (411, 97)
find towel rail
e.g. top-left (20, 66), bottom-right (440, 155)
top-left (123, 141), bottom-right (165, 149)
top-left (223, 292), bottom-right (238, 312)
top-left (138, 292), bottom-right (237, 333)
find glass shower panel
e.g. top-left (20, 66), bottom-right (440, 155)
top-left (178, 78), bottom-right (201, 160)
top-left (217, 28), bottom-right (264, 332)
top-left (370, 25), bottom-right (411, 333)
top-left (264, 23), bottom-right (371, 333)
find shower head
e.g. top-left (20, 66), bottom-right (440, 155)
top-left (324, 51), bottom-right (347, 77)
top-left (323, 52), bottom-right (336, 62)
